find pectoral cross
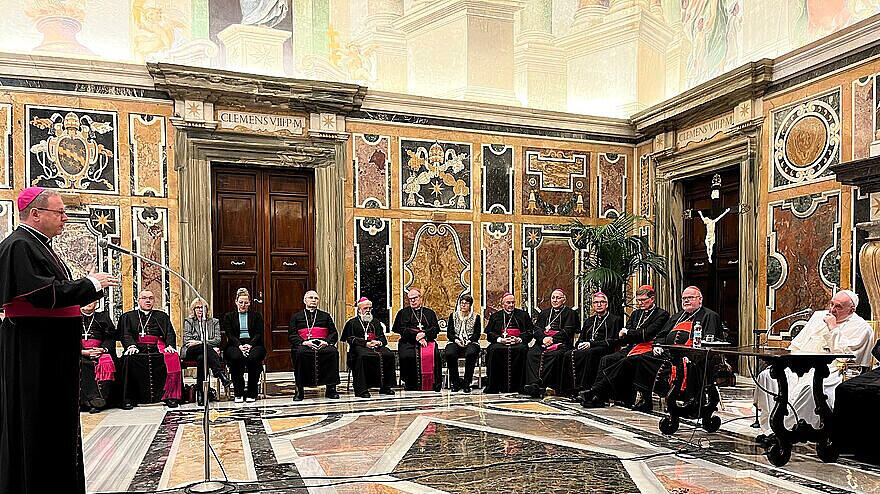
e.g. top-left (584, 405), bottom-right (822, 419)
top-left (82, 329), bottom-right (90, 340)
top-left (139, 328), bottom-right (146, 338)
top-left (417, 322), bottom-right (423, 331)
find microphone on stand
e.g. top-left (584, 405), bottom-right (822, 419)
top-left (98, 237), bottom-right (230, 494)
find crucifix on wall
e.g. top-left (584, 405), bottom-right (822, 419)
top-left (684, 173), bottom-right (746, 263)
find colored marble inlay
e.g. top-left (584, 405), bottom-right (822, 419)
top-left (523, 148), bottom-right (589, 216)
top-left (639, 155), bottom-right (652, 217)
top-left (129, 114), bottom-right (168, 197)
top-left (402, 221), bottom-right (472, 326)
top-left (0, 103), bottom-right (10, 189)
top-left (0, 200), bottom-right (12, 239)
top-left (161, 421), bottom-right (255, 488)
top-left (354, 134), bottom-right (391, 208)
top-left (394, 422), bottom-right (639, 493)
top-left (26, 105), bottom-right (118, 193)
top-left (767, 191), bottom-right (841, 336)
top-left (482, 144), bottom-right (513, 214)
top-left (481, 222), bottom-right (513, 318)
top-left (401, 139), bottom-right (472, 210)
top-left (771, 88), bottom-right (841, 190)
top-left (132, 206), bottom-right (170, 312)
top-left (265, 416), bottom-right (327, 435)
top-left (523, 225), bottom-right (583, 315)
top-left (355, 217), bottom-right (391, 329)
top-left (852, 74), bottom-right (876, 160)
top-left (599, 152), bottom-right (626, 219)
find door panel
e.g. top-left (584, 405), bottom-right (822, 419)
top-left (212, 166), bottom-right (316, 372)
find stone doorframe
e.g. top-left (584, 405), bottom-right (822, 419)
top-left (148, 62), bottom-right (367, 332)
top-left (649, 119), bottom-right (763, 348)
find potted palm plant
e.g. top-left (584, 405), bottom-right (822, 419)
top-left (571, 213), bottom-right (666, 316)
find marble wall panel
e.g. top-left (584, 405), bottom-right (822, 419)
top-left (851, 74), bottom-right (876, 160)
top-left (770, 88), bottom-right (841, 191)
top-left (132, 206), bottom-right (170, 313)
top-left (400, 139), bottom-right (471, 210)
top-left (0, 103), bottom-right (10, 189)
top-left (54, 205), bottom-right (123, 318)
top-left (766, 191), bottom-right (840, 337)
top-left (354, 216), bottom-right (392, 329)
top-left (598, 152), bottom-right (626, 218)
top-left (26, 105), bottom-right (119, 193)
top-left (481, 222), bottom-right (513, 318)
top-left (0, 200), bottom-right (13, 239)
top-left (852, 188), bottom-right (871, 320)
top-left (482, 144), bottom-right (513, 214)
top-left (522, 225), bottom-right (585, 318)
top-left (353, 134), bottom-right (391, 209)
top-left (523, 148), bottom-right (589, 216)
top-left (402, 221), bottom-right (472, 327)
top-left (130, 114), bottom-right (168, 197)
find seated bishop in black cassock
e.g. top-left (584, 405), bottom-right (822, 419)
top-left (0, 187), bottom-right (117, 494)
top-left (584, 286), bottom-right (717, 412)
top-left (580, 285), bottom-right (669, 408)
top-left (120, 290), bottom-right (182, 408)
top-left (342, 297), bottom-right (397, 398)
top-left (833, 338), bottom-right (880, 464)
top-left (484, 293), bottom-right (534, 393)
top-left (561, 292), bottom-right (623, 396)
top-left (393, 288), bottom-right (442, 391)
top-left (289, 290), bottom-right (341, 400)
top-left (79, 300), bottom-right (118, 412)
top-left (524, 289), bottom-right (580, 397)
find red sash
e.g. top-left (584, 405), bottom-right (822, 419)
top-left (628, 341), bottom-right (653, 356)
top-left (367, 332), bottom-right (377, 342)
top-left (544, 329), bottom-right (560, 352)
top-left (299, 326), bottom-right (330, 340)
top-left (502, 328), bottom-right (521, 337)
top-left (669, 321), bottom-right (694, 347)
top-left (137, 335), bottom-right (182, 400)
top-left (82, 338), bottom-right (116, 381)
top-left (4, 297), bottom-right (81, 318)
top-left (420, 341), bottom-right (436, 391)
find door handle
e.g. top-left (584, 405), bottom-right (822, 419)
top-left (230, 260), bottom-right (245, 266)
top-left (254, 291), bottom-right (264, 304)
top-left (694, 261), bottom-right (705, 267)
top-left (728, 259), bottom-right (738, 265)
top-left (282, 261), bottom-right (297, 267)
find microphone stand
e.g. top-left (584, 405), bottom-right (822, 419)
top-left (100, 239), bottom-right (231, 493)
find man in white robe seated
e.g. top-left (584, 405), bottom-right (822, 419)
top-left (754, 290), bottom-right (875, 439)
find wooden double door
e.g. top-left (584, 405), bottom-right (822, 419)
top-left (682, 166), bottom-right (740, 354)
top-left (211, 165), bottom-right (316, 371)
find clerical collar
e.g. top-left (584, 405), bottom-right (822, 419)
top-left (139, 308), bottom-right (152, 315)
top-left (19, 223), bottom-right (50, 245)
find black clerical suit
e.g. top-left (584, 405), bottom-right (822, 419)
top-left (220, 310), bottom-right (267, 399)
top-left (586, 305), bottom-right (670, 406)
top-left (120, 308), bottom-right (182, 405)
top-left (833, 339), bottom-right (880, 463)
top-left (561, 311), bottom-right (623, 395)
top-left (289, 309), bottom-right (340, 399)
top-left (393, 306), bottom-right (442, 391)
top-left (0, 225), bottom-right (106, 494)
top-left (445, 312), bottom-right (482, 390)
top-left (80, 310), bottom-right (118, 410)
top-left (341, 316), bottom-right (396, 395)
top-left (484, 308), bottom-right (534, 393)
top-left (525, 306), bottom-right (579, 393)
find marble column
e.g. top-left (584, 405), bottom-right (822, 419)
top-left (355, 0), bottom-right (407, 92)
top-left (560, 0), bottom-right (672, 116)
top-left (218, 24), bottom-right (291, 76)
top-left (395, 0), bottom-right (524, 106)
top-left (515, 0), bottom-right (566, 110)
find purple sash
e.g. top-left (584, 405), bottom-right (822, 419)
top-left (299, 326), bottom-right (330, 340)
top-left (82, 338), bottom-right (115, 381)
top-left (138, 335), bottom-right (182, 400)
top-left (420, 341), bottom-right (436, 391)
top-left (503, 328), bottom-right (521, 337)
top-left (545, 330), bottom-right (560, 352)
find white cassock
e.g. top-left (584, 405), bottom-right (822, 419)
top-left (754, 310), bottom-right (875, 433)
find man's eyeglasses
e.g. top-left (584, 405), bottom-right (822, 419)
top-left (34, 207), bottom-right (67, 216)
top-left (682, 296), bottom-right (699, 301)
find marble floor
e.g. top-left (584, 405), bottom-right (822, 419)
top-left (81, 381), bottom-right (880, 494)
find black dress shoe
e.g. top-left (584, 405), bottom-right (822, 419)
top-left (326, 387), bottom-right (340, 399)
top-left (379, 387), bottom-right (395, 395)
top-left (451, 381), bottom-right (462, 392)
top-left (165, 399), bottom-right (179, 408)
top-left (122, 401), bottom-right (134, 410)
top-left (356, 391), bottom-right (371, 398)
top-left (88, 407), bottom-right (102, 414)
top-left (292, 393), bottom-right (304, 402)
top-left (89, 398), bottom-right (106, 409)
top-left (631, 399), bottom-right (652, 412)
top-left (462, 384), bottom-right (472, 394)
top-left (582, 396), bottom-right (607, 409)
top-left (523, 384), bottom-right (543, 398)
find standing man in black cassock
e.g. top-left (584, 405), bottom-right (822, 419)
top-left (524, 289), bottom-right (580, 398)
top-left (393, 288), bottom-right (442, 391)
top-left (484, 292), bottom-right (533, 393)
top-left (289, 290), bottom-right (340, 400)
top-left (341, 297), bottom-right (396, 398)
top-left (561, 292), bottom-right (623, 396)
top-left (0, 187), bottom-right (118, 494)
top-left (120, 290), bottom-right (182, 408)
top-left (80, 299), bottom-right (118, 413)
